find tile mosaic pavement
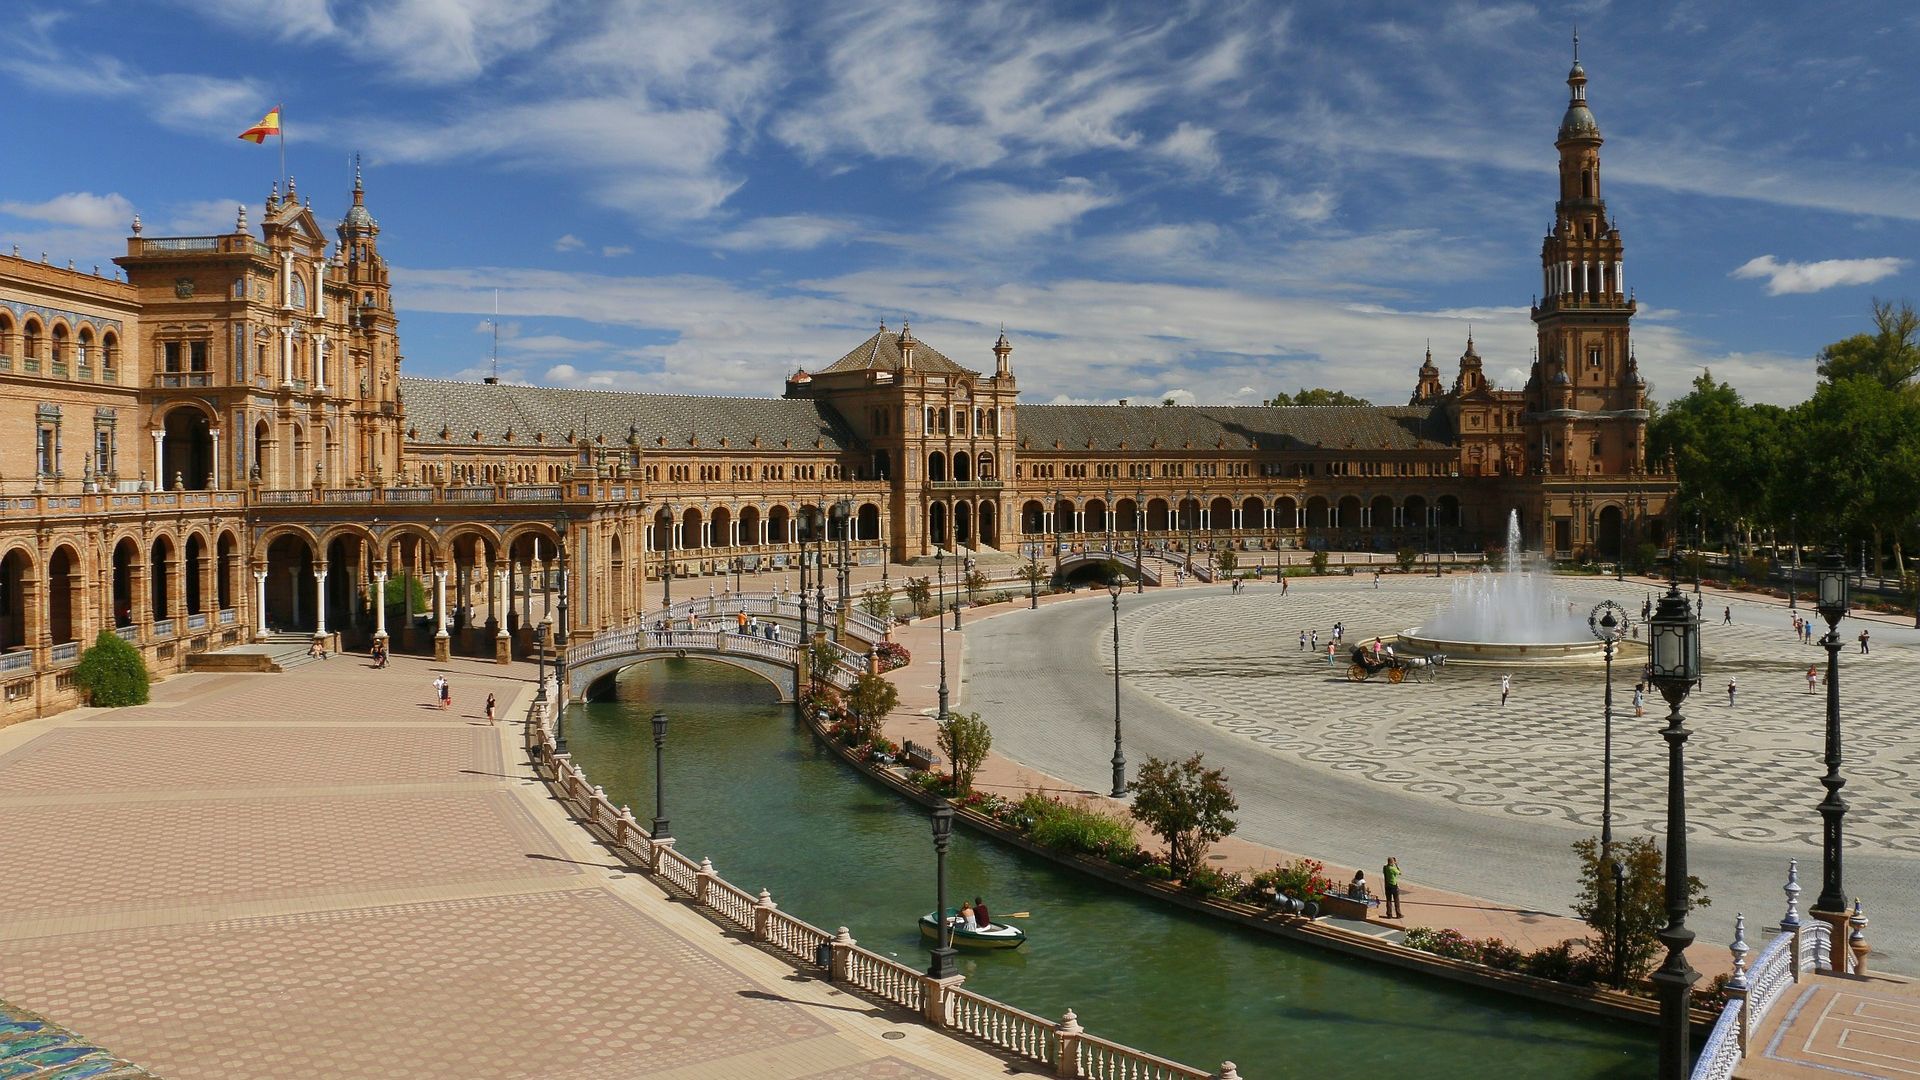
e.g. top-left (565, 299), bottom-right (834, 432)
top-left (0, 1000), bottom-right (156, 1079)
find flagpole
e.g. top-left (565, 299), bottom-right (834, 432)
top-left (278, 122), bottom-right (286, 189)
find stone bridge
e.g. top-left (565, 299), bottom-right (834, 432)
top-left (565, 626), bottom-right (865, 703)
top-left (646, 592), bottom-right (890, 644)
top-left (1052, 549), bottom-right (1193, 585)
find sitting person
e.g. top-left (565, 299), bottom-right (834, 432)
top-left (956, 902), bottom-right (976, 930)
top-left (972, 896), bottom-right (991, 929)
top-left (1348, 870), bottom-right (1369, 900)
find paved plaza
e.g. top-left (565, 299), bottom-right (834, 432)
top-left (0, 656), bottom-right (1020, 1079)
top-left (963, 573), bottom-right (1920, 975)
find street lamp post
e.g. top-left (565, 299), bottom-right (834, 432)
top-left (1647, 578), bottom-right (1702, 1079)
top-left (650, 709), bottom-right (671, 839)
top-left (1789, 515), bottom-right (1799, 611)
top-left (1052, 490), bottom-right (1064, 574)
top-left (552, 514), bottom-right (571, 755)
top-left (1589, 600), bottom-right (1629, 983)
top-left (935, 549), bottom-right (949, 722)
top-left (533, 621), bottom-right (548, 704)
top-left (732, 557), bottom-right (743, 594)
top-left (928, 802), bottom-right (958, 980)
top-left (834, 499), bottom-right (852, 606)
top-left (661, 515), bottom-right (673, 610)
top-left (1812, 547), bottom-right (1852, 953)
top-left (1617, 503), bottom-right (1627, 582)
top-left (1027, 552), bottom-right (1039, 609)
top-left (798, 507), bottom-right (814, 645)
top-left (1108, 577), bottom-right (1126, 798)
top-left (1693, 510), bottom-right (1704, 613)
top-left (1134, 490), bottom-right (1145, 594)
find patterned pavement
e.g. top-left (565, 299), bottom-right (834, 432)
top-left (0, 655), bottom-right (1020, 1079)
top-left (965, 573), bottom-right (1920, 975)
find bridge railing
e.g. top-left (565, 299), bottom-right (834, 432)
top-left (647, 592), bottom-right (888, 641)
top-left (524, 691), bottom-right (1237, 1079)
top-left (1691, 862), bottom-right (1835, 1080)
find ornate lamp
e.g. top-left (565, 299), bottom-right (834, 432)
top-left (1646, 582), bottom-right (1700, 1079)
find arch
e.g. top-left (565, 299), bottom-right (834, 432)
top-left (857, 502), bottom-right (881, 541)
top-left (22, 318), bottom-right (43, 365)
top-left (1369, 494), bottom-right (1394, 529)
top-left (161, 406), bottom-right (215, 490)
top-left (1176, 496), bottom-right (1202, 532)
top-left (184, 532), bottom-right (207, 615)
top-left (710, 506), bottom-right (733, 549)
top-left (649, 507), bottom-right (675, 554)
top-left (48, 544), bottom-right (80, 646)
top-left (1052, 498), bottom-right (1076, 532)
top-left (767, 505), bottom-right (791, 545)
top-left (263, 533), bottom-right (318, 632)
top-left (928, 501), bottom-right (949, 548)
top-left (977, 452), bottom-right (995, 479)
top-left (1274, 496), bottom-right (1298, 528)
top-left (1114, 498), bottom-right (1139, 531)
top-left (1336, 495), bottom-right (1363, 529)
top-left (216, 531), bottom-right (238, 610)
top-left (579, 653), bottom-right (794, 704)
top-left (609, 532), bottom-right (627, 621)
top-left (977, 501), bottom-right (997, 548)
top-left (291, 422), bottom-right (307, 485)
top-left (1084, 498), bottom-right (1108, 534)
top-left (149, 533), bottom-right (177, 620)
top-left (0, 547), bottom-right (33, 654)
top-left (1596, 504), bottom-right (1625, 560)
top-left (1021, 500), bottom-right (1045, 535)
top-left (111, 537), bottom-right (138, 627)
top-left (738, 505), bottom-right (762, 546)
top-left (1208, 496), bottom-right (1232, 527)
top-left (252, 418), bottom-right (271, 482)
top-left (76, 325), bottom-right (94, 377)
top-left (1305, 496), bottom-right (1331, 529)
top-left (1403, 495), bottom-right (1429, 532)
top-left (953, 452), bottom-right (972, 482)
top-left (1240, 496), bottom-right (1264, 526)
top-left (1147, 498), bottom-right (1171, 531)
top-left (101, 329), bottom-right (119, 378)
top-left (50, 322), bottom-right (69, 369)
top-left (681, 506), bottom-right (704, 550)
top-left (954, 500), bottom-right (973, 546)
top-left (1436, 494), bottom-right (1461, 529)
top-left (927, 451), bottom-right (947, 483)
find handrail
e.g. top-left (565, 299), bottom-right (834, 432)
top-left (523, 691), bottom-right (1231, 1079)
top-left (1690, 882), bottom-right (1833, 1080)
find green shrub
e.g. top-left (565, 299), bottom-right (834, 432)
top-left (1017, 793), bottom-right (1138, 859)
top-left (74, 629), bottom-right (150, 707)
top-left (1309, 550), bottom-right (1330, 574)
top-left (1257, 858), bottom-right (1334, 904)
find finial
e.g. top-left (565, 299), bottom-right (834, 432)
top-left (268, 180), bottom-right (279, 208)
top-left (287, 174), bottom-right (297, 199)
top-left (131, 213), bottom-right (142, 236)
top-left (878, 320), bottom-right (886, 333)
top-left (354, 151), bottom-right (363, 191)
top-left (236, 203), bottom-right (248, 231)
top-left (1781, 858), bottom-right (1801, 931)
top-left (1573, 25), bottom-right (1579, 62)
top-left (1728, 914), bottom-right (1750, 991)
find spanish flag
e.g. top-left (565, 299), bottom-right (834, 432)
top-left (238, 106), bottom-right (282, 144)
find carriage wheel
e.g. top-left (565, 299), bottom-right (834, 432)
top-left (1346, 664), bottom-right (1368, 682)
top-left (1388, 666), bottom-right (1407, 684)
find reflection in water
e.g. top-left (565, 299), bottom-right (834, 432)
top-left (564, 659), bottom-right (1648, 1077)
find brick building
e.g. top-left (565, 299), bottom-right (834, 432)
top-left (0, 53), bottom-right (1672, 719)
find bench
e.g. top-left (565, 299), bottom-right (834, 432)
top-left (901, 740), bottom-right (941, 772)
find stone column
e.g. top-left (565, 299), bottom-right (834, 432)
top-left (287, 566), bottom-right (302, 625)
top-left (433, 568), bottom-right (450, 661)
top-left (209, 428), bottom-right (221, 489)
top-left (150, 430), bottom-right (165, 484)
top-left (520, 556), bottom-right (533, 626)
top-left (372, 570), bottom-right (389, 641)
top-left (253, 569), bottom-right (268, 637)
top-left (493, 562), bottom-right (510, 663)
top-left (312, 564), bottom-right (329, 638)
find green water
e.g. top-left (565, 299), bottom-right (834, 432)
top-left (564, 660), bottom-right (1650, 1077)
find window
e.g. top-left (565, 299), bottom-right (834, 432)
top-left (1588, 346), bottom-right (1601, 369)
top-left (164, 342), bottom-right (182, 372)
top-left (37, 428), bottom-right (56, 476)
top-left (191, 341), bottom-right (209, 372)
top-left (95, 428), bottom-right (113, 475)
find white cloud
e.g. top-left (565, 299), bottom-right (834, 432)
top-left (0, 50), bottom-right (262, 134)
top-left (1730, 254), bottom-right (1908, 296)
top-left (601, 245), bottom-right (634, 258)
top-left (0, 192), bottom-right (134, 229)
top-left (1093, 223), bottom-right (1221, 262)
top-left (712, 215), bottom-right (859, 252)
top-left (944, 179), bottom-right (1118, 244)
top-left (1157, 122), bottom-right (1220, 169)
top-left (192, 0), bottom-right (557, 83)
top-left (552, 234), bottom-right (584, 251)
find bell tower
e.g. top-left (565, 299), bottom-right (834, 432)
top-left (334, 156), bottom-right (404, 482)
top-left (1528, 36), bottom-right (1645, 476)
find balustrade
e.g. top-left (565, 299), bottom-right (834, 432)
top-left (0, 651), bottom-right (33, 674)
top-left (186, 612), bottom-right (209, 630)
top-left (218, 608), bottom-right (237, 625)
top-left (152, 618), bottom-right (175, 639)
top-left (50, 641), bottom-right (79, 664)
top-left (843, 946), bottom-right (926, 1012)
top-left (944, 988), bottom-right (1057, 1064)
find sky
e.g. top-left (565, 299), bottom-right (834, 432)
top-left (2, 0), bottom-right (1916, 409)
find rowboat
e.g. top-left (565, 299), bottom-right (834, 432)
top-left (919, 909), bottom-right (1027, 950)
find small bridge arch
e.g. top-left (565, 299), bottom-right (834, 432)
top-left (1053, 550), bottom-right (1162, 586)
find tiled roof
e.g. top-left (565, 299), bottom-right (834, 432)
top-left (820, 329), bottom-right (975, 376)
top-left (398, 378), bottom-right (855, 451)
top-left (1014, 404), bottom-right (1453, 452)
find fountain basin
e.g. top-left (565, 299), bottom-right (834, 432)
top-left (1397, 630), bottom-right (1644, 667)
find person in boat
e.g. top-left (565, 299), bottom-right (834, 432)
top-left (972, 896), bottom-right (991, 929)
top-left (956, 901), bottom-right (975, 930)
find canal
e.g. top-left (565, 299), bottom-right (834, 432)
top-left (563, 659), bottom-right (1652, 1077)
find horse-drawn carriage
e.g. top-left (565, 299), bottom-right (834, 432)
top-left (1346, 645), bottom-right (1446, 683)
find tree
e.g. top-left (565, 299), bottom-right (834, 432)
top-left (963, 568), bottom-right (989, 603)
top-left (1127, 753), bottom-right (1239, 879)
top-left (936, 710), bottom-right (993, 794)
top-left (74, 629), bottom-right (150, 707)
top-left (903, 576), bottom-right (933, 617)
top-left (1216, 548), bottom-right (1237, 575)
top-left (1816, 298), bottom-right (1920, 390)
top-left (1647, 370), bottom-right (1787, 555)
top-left (1571, 835), bottom-right (1710, 985)
top-left (1309, 549), bottom-right (1329, 574)
top-left (1396, 546), bottom-right (1419, 572)
top-left (844, 670), bottom-right (898, 743)
top-left (1267, 387), bottom-right (1372, 407)
top-left (859, 586), bottom-right (895, 630)
top-left (1018, 557), bottom-right (1049, 592)
top-left (1780, 375), bottom-right (1920, 574)
top-left (807, 636), bottom-right (842, 691)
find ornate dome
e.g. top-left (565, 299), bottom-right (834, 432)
top-left (1559, 103), bottom-right (1600, 140)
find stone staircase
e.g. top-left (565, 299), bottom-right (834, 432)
top-left (186, 632), bottom-right (325, 674)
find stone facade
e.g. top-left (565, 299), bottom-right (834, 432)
top-left (0, 53), bottom-right (1672, 721)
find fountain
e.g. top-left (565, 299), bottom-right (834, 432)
top-left (1399, 511), bottom-right (1627, 665)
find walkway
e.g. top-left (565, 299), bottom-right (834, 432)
top-left (0, 656), bottom-right (1019, 1078)
top-left (1739, 969), bottom-right (1920, 1078)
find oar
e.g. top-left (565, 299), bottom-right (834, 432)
top-left (1004, 911), bottom-right (1030, 918)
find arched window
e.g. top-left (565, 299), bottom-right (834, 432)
top-left (291, 273), bottom-right (308, 309)
top-left (1581, 169), bottom-right (1593, 199)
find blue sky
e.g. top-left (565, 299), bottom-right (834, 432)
top-left (2, 0), bottom-right (1915, 407)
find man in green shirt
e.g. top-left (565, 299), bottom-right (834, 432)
top-left (1382, 857), bottom-right (1403, 919)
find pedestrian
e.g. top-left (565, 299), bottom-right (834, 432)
top-left (1632, 682), bottom-right (1645, 717)
top-left (1859, 628), bottom-right (1870, 654)
top-left (432, 674), bottom-right (446, 709)
top-left (485, 692), bottom-right (497, 724)
top-left (1326, 641), bottom-right (1336, 667)
top-left (1299, 630), bottom-right (1307, 652)
top-left (1723, 605), bottom-right (1732, 625)
top-left (1500, 673), bottom-right (1511, 706)
top-left (1791, 614), bottom-right (1802, 640)
top-left (1727, 677), bottom-right (1736, 707)
top-left (1310, 629), bottom-right (1319, 650)
top-left (736, 610), bottom-right (748, 635)
top-left (1382, 857), bottom-right (1403, 919)
top-left (1806, 665), bottom-right (1818, 694)
top-left (1281, 575), bottom-right (1289, 595)
top-left (440, 677), bottom-right (452, 711)
top-left (1373, 571), bottom-right (1381, 589)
